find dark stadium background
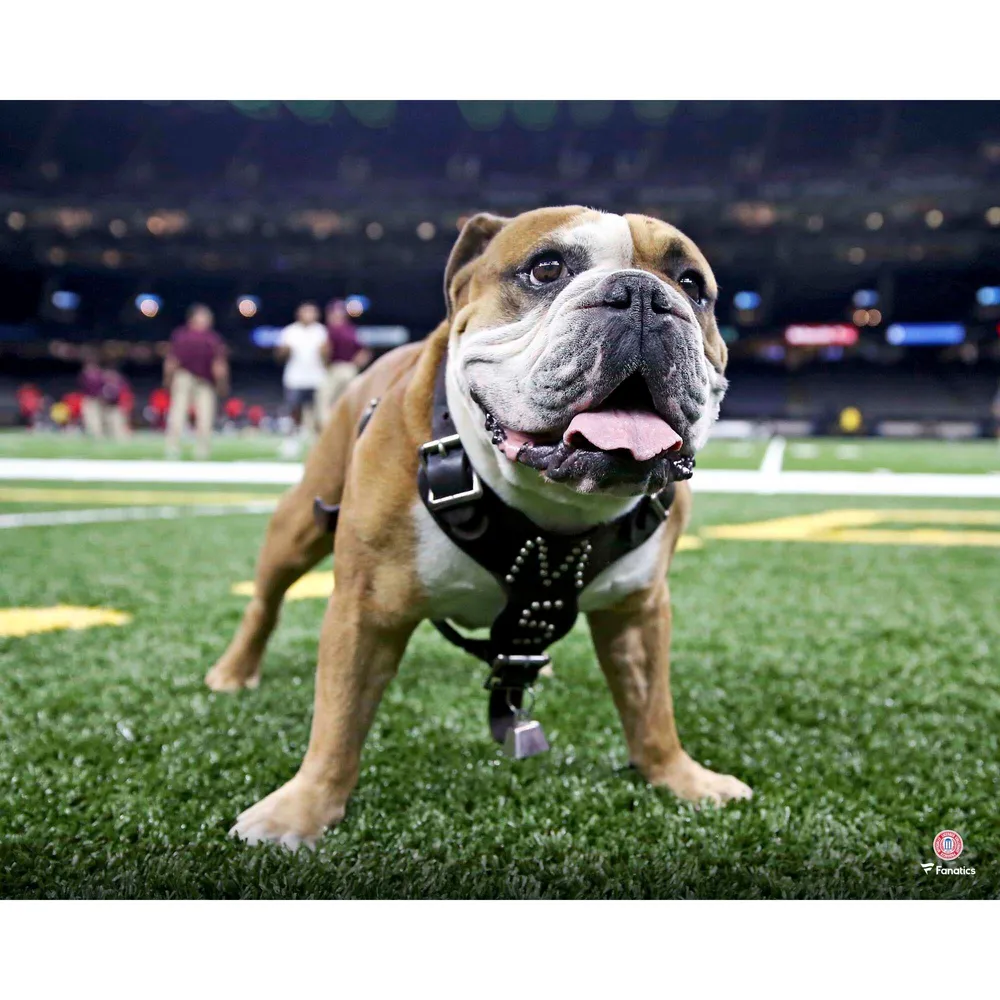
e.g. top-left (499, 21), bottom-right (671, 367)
top-left (1, 99), bottom-right (999, 432)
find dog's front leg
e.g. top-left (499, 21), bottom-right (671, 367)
top-left (588, 585), bottom-right (752, 807)
top-left (230, 581), bottom-right (416, 850)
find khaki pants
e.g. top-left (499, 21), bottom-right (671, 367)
top-left (105, 405), bottom-right (128, 441)
top-left (82, 398), bottom-right (128, 440)
top-left (166, 369), bottom-right (216, 459)
top-left (81, 397), bottom-right (104, 438)
top-left (317, 362), bottom-right (358, 428)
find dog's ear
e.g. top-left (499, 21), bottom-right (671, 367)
top-left (444, 213), bottom-right (509, 320)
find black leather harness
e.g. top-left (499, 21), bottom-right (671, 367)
top-left (315, 352), bottom-right (675, 745)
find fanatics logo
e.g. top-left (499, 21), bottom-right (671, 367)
top-left (933, 830), bottom-right (963, 862)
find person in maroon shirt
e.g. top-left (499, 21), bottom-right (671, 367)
top-left (163, 303), bottom-right (229, 459)
top-left (100, 364), bottom-right (131, 441)
top-left (317, 299), bottom-right (371, 425)
top-left (78, 349), bottom-right (108, 438)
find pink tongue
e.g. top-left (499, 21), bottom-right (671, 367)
top-left (563, 410), bottom-right (683, 461)
top-left (501, 429), bottom-right (535, 461)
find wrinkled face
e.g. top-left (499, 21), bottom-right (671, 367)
top-left (446, 207), bottom-right (728, 496)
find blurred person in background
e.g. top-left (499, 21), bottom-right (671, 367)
top-left (16, 383), bottom-right (44, 430)
top-left (100, 364), bottom-right (131, 441)
top-left (318, 298), bottom-right (371, 426)
top-left (246, 404), bottom-right (265, 430)
top-left (63, 390), bottom-right (83, 428)
top-left (147, 387), bottom-right (170, 429)
top-left (164, 303), bottom-right (229, 459)
top-left (78, 349), bottom-right (106, 437)
top-left (223, 395), bottom-right (246, 431)
top-left (276, 301), bottom-right (327, 437)
top-left (117, 377), bottom-right (135, 434)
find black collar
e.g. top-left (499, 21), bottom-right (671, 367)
top-left (417, 351), bottom-right (676, 741)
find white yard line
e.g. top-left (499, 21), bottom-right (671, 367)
top-left (1, 457), bottom-right (999, 499)
top-left (0, 502), bottom-right (277, 530)
top-left (691, 470), bottom-right (1000, 499)
top-left (0, 458), bottom-right (301, 485)
top-left (759, 435), bottom-right (787, 476)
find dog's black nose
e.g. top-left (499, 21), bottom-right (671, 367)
top-left (602, 279), bottom-right (632, 309)
top-left (598, 272), bottom-right (677, 317)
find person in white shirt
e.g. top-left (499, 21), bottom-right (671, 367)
top-left (276, 302), bottom-right (328, 436)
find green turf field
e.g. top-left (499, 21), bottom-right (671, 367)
top-left (2, 476), bottom-right (997, 899)
top-left (781, 437), bottom-right (1000, 475)
top-left (3, 428), bottom-right (999, 474)
top-left (0, 429), bottom-right (303, 463)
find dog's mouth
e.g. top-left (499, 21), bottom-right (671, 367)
top-left (479, 374), bottom-right (695, 487)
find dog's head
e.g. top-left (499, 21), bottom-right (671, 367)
top-left (445, 206), bottom-right (727, 498)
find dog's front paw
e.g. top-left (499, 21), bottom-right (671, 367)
top-left (229, 775), bottom-right (345, 851)
top-left (205, 658), bottom-right (260, 692)
top-left (650, 751), bottom-right (753, 807)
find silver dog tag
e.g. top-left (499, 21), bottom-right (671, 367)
top-left (504, 717), bottom-right (549, 759)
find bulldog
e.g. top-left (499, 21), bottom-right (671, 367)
top-left (206, 206), bottom-right (752, 849)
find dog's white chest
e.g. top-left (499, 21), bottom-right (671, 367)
top-left (411, 502), bottom-right (664, 629)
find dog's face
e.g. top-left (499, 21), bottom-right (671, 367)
top-left (445, 206), bottom-right (727, 497)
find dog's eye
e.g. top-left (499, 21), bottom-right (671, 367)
top-left (678, 271), bottom-right (706, 304)
top-left (527, 253), bottom-right (566, 286)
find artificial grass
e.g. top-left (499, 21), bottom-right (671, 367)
top-left (780, 437), bottom-right (1000, 475)
top-left (0, 479), bottom-right (286, 516)
top-left (0, 428), bottom-right (300, 463)
top-left (1, 492), bottom-right (998, 898)
top-left (3, 428), bottom-right (998, 473)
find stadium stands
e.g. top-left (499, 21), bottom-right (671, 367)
top-left (1, 101), bottom-right (998, 433)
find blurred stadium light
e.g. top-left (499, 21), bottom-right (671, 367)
top-left (734, 291), bottom-right (762, 311)
top-left (237, 296), bottom-right (260, 318)
top-left (135, 294), bottom-right (161, 318)
top-left (886, 323), bottom-right (966, 346)
top-left (852, 290), bottom-right (879, 309)
top-left (250, 325), bottom-right (282, 348)
top-left (51, 290), bottom-right (80, 311)
top-left (342, 101), bottom-right (396, 128)
top-left (345, 295), bottom-right (370, 317)
top-left (458, 101), bottom-right (507, 130)
top-left (511, 101), bottom-right (559, 131)
top-left (785, 324), bottom-right (859, 347)
top-left (284, 101), bottom-right (336, 123)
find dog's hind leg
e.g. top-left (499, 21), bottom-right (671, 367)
top-left (205, 404), bottom-right (355, 693)
top-left (204, 485), bottom-right (333, 691)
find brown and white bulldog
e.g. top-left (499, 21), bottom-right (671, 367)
top-left (206, 206), bottom-right (752, 850)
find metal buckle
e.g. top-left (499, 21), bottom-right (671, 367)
top-left (485, 652), bottom-right (551, 689)
top-left (649, 487), bottom-right (672, 521)
top-left (419, 434), bottom-right (484, 510)
top-left (492, 653), bottom-right (552, 669)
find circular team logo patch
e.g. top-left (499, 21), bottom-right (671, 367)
top-left (933, 830), bottom-right (963, 861)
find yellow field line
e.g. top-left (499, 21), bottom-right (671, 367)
top-left (232, 571), bottom-right (335, 601)
top-left (703, 507), bottom-right (1000, 548)
top-left (0, 605), bottom-right (132, 637)
top-left (830, 528), bottom-right (1000, 547)
top-left (0, 486), bottom-right (282, 506)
